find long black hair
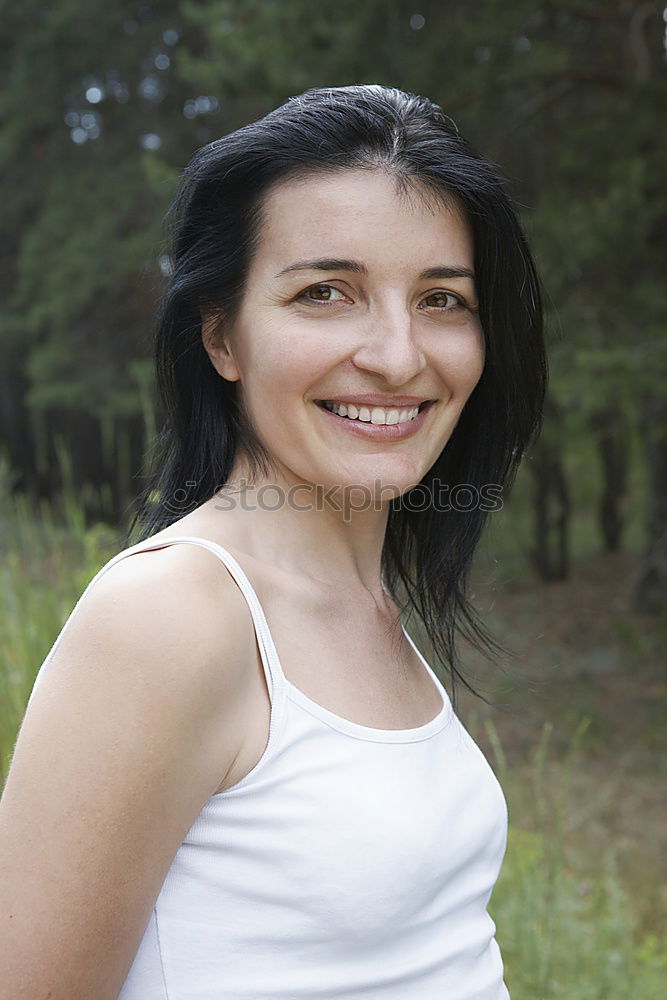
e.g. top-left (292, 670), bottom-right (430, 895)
top-left (126, 84), bottom-right (548, 707)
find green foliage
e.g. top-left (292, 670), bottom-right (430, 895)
top-left (0, 0), bottom-right (191, 424)
top-left (484, 719), bottom-right (667, 998)
top-left (0, 483), bottom-right (119, 780)
top-left (495, 826), bottom-right (666, 998)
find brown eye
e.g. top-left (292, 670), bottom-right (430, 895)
top-left (298, 284), bottom-right (346, 304)
top-left (421, 291), bottom-right (464, 310)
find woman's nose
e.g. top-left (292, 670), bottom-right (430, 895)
top-left (351, 308), bottom-right (426, 385)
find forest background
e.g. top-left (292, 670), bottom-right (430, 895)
top-left (1, 1), bottom-right (666, 996)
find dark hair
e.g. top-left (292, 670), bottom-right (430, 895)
top-left (126, 84), bottom-right (547, 707)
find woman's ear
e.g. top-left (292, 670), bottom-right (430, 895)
top-left (201, 312), bottom-right (241, 382)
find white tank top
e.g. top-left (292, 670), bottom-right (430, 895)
top-left (27, 535), bottom-right (510, 999)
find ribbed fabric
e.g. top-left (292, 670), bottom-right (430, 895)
top-left (28, 535), bottom-right (510, 999)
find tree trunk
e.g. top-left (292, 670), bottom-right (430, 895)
top-left (589, 406), bottom-right (629, 552)
top-left (528, 397), bottom-right (571, 581)
top-left (0, 360), bottom-right (35, 493)
top-left (633, 390), bottom-right (667, 614)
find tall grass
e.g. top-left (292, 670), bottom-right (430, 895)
top-left (0, 450), bottom-right (121, 780)
top-left (481, 718), bottom-right (667, 999)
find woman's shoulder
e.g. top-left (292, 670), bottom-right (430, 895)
top-left (87, 532), bottom-right (255, 663)
top-left (29, 529), bottom-right (259, 727)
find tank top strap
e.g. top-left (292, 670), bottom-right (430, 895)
top-left (120, 535), bottom-right (287, 704)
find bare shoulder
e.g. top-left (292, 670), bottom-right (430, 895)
top-left (27, 538), bottom-right (258, 736)
top-left (79, 538), bottom-right (256, 667)
top-left (0, 538), bottom-right (256, 999)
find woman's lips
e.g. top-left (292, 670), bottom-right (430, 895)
top-left (315, 399), bottom-right (435, 440)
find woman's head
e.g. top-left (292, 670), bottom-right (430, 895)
top-left (201, 166), bottom-right (485, 504)
top-left (132, 84), bottom-right (547, 703)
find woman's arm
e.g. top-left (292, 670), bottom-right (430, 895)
top-left (0, 544), bottom-right (255, 1000)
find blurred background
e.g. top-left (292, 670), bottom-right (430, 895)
top-left (1, 1), bottom-right (665, 995)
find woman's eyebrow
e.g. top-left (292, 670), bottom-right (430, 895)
top-left (274, 257), bottom-right (476, 281)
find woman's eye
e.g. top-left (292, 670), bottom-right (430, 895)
top-left (421, 290), bottom-right (465, 311)
top-left (297, 283), bottom-right (347, 304)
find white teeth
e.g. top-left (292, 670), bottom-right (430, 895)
top-left (321, 401), bottom-right (422, 424)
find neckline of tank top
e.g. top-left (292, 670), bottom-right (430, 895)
top-left (120, 534), bottom-right (453, 743)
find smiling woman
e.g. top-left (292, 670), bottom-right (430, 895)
top-left (200, 167), bottom-right (486, 492)
top-left (1, 85), bottom-right (547, 1000)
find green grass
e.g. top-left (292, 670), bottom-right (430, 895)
top-left (481, 719), bottom-right (667, 999)
top-left (1, 473), bottom-right (665, 996)
top-left (0, 485), bottom-right (121, 780)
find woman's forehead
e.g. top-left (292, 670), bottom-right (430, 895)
top-left (253, 169), bottom-right (473, 276)
top-left (260, 167), bottom-right (460, 226)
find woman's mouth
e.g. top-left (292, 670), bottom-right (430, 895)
top-left (314, 399), bottom-right (435, 439)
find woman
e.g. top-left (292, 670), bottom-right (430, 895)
top-left (1, 85), bottom-right (546, 998)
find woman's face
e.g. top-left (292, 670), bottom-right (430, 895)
top-left (204, 168), bottom-right (485, 500)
